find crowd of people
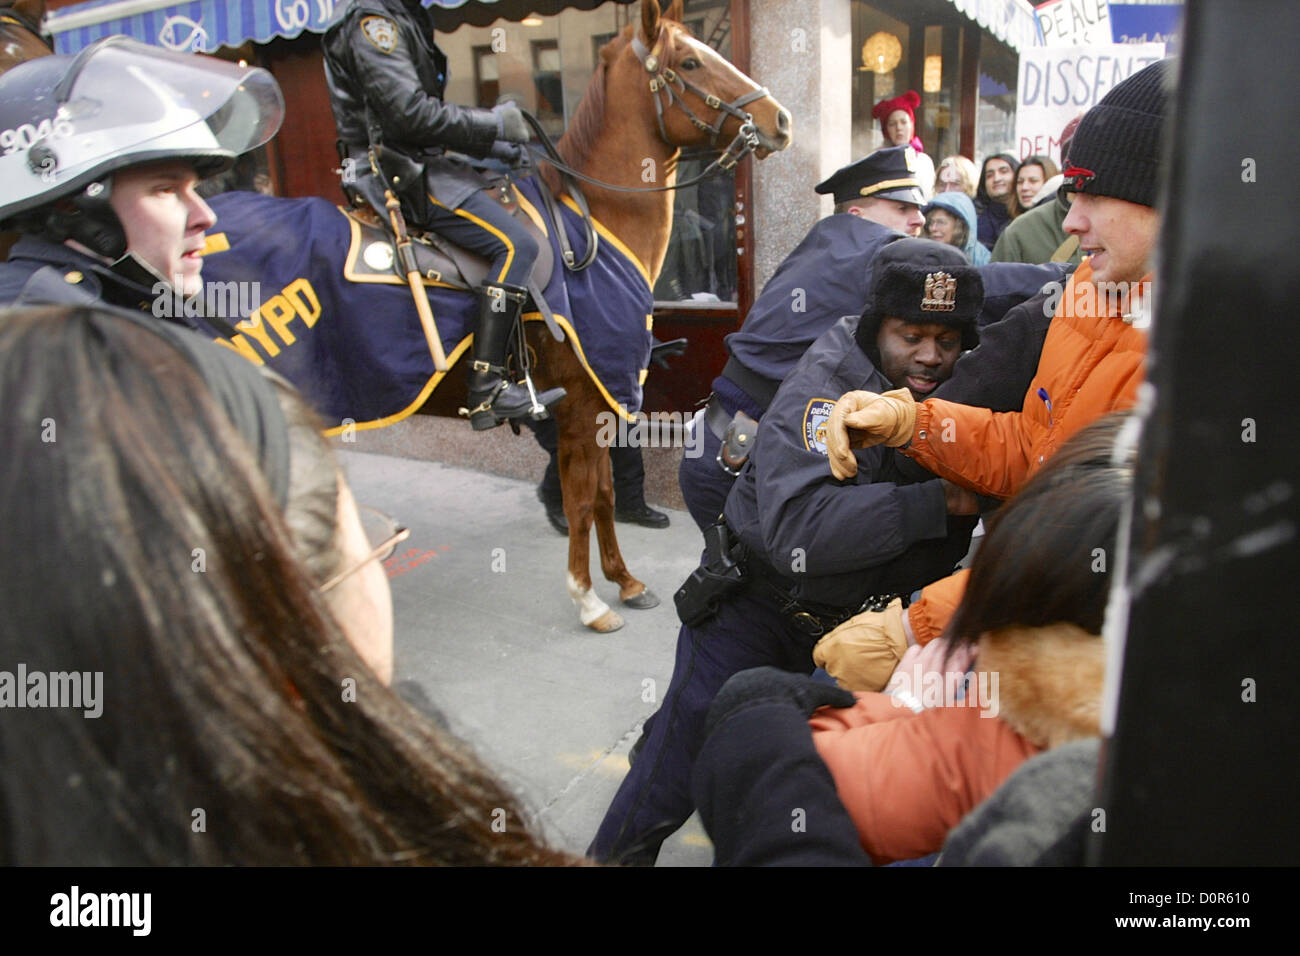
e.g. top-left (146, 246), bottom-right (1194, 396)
top-left (0, 9), bottom-right (1172, 867)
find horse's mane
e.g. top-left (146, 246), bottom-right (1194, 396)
top-left (542, 22), bottom-right (682, 194)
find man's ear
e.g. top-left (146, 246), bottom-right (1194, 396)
top-left (640, 0), bottom-right (662, 46)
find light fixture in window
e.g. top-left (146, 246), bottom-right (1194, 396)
top-left (860, 32), bottom-right (901, 74)
top-left (522, 15), bottom-right (543, 26)
top-left (924, 55), bottom-right (942, 92)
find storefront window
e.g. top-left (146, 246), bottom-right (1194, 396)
top-left (851, 6), bottom-right (912, 160)
top-left (850, 1), bottom-right (1024, 173)
top-left (441, 0), bottom-right (738, 305)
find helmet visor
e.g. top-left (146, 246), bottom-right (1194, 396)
top-left (0, 37), bottom-right (284, 219)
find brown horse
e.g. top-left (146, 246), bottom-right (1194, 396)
top-left (522, 0), bottom-right (789, 631)
top-left (0, 0), bottom-right (48, 73)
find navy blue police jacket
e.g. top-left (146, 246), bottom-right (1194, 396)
top-left (720, 214), bottom-right (900, 414)
top-left (723, 315), bottom-right (976, 610)
top-left (0, 236), bottom-right (237, 347)
top-left (0, 236), bottom-right (158, 311)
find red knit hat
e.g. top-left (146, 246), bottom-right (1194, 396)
top-left (873, 90), bottom-right (922, 151)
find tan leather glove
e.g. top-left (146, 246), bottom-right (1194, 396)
top-left (812, 598), bottom-right (908, 692)
top-left (825, 388), bottom-right (918, 480)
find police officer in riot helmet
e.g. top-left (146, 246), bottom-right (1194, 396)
top-left (323, 0), bottom-right (565, 429)
top-left (0, 37), bottom-right (284, 317)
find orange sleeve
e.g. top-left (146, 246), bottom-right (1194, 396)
top-left (909, 568), bottom-right (969, 645)
top-left (903, 395), bottom-right (1041, 500)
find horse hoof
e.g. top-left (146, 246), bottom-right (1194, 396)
top-left (587, 610), bottom-right (625, 633)
top-left (622, 588), bottom-right (660, 610)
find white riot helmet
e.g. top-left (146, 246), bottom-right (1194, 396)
top-left (0, 35), bottom-right (284, 258)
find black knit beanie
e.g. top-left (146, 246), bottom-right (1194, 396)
top-left (1063, 58), bottom-right (1171, 208)
top-left (855, 237), bottom-right (981, 362)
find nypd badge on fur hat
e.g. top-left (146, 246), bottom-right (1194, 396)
top-left (870, 261), bottom-right (983, 349)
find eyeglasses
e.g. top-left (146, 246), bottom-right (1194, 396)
top-left (318, 505), bottom-right (410, 593)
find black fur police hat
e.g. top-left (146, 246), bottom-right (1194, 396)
top-left (815, 145), bottom-right (926, 206)
top-left (855, 237), bottom-right (983, 361)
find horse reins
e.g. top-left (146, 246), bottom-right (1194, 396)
top-left (517, 29), bottom-right (768, 272)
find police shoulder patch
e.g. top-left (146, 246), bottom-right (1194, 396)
top-left (802, 398), bottom-right (838, 455)
top-left (360, 16), bottom-right (399, 54)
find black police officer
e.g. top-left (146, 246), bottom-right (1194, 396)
top-left (679, 145), bottom-right (1068, 530)
top-left (590, 238), bottom-right (985, 864)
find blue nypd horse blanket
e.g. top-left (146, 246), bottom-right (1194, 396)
top-left (201, 186), bottom-right (653, 434)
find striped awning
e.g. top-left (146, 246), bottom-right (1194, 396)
top-left (43, 0), bottom-right (631, 54)
top-left (947, 0), bottom-right (1044, 53)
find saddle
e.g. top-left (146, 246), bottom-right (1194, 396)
top-left (342, 181), bottom-right (554, 292)
top-left (341, 170), bottom-right (565, 343)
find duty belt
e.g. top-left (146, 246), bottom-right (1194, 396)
top-left (721, 356), bottom-right (780, 411)
top-left (729, 536), bottom-right (901, 638)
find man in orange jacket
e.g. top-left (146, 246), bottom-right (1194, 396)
top-left (815, 57), bottom-right (1171, 688)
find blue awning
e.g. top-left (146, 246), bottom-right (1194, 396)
top-left (45, 0), bottom-right (339, 53)
top-left (43, 0), bottom-right (631, 54)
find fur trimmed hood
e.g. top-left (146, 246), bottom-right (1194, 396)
top-left (976, 622), bottom-right (1105, 749)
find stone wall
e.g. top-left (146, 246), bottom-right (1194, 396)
top-left (750, 0), bottom-right (853, 292)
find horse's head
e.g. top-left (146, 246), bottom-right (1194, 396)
top-left (631, 0), bottom-right (791, 159)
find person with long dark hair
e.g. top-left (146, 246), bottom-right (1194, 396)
top-left (975, 152), bottom-right (1021, 251)
top-left (0, 306), bottom-right (574, 865)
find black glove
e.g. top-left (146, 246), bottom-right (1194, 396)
top-left (488, 140), bottom-right (526, 165)
top-left (650, 336), bottom-right (688, 370)
top-left (493, 103), bottom-right (531, 144)
top-left (703, 666), bottom-right (856, 740)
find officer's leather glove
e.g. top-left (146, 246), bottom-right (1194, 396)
top-left (702, 667), bottom-right (856, 740)
top-left (812, 598), bottom-right (908, 692)
top-left (493, 103), bottom-right (531, 144)
top-left (488, 140), bottom-right (526, 165)
top-left (826, 388), bottom-right (917, 480)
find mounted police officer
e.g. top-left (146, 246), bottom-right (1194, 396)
top-left (0, 36), bottom-right (283, 322)
top-left (589, 238), bottom-right (986, 864)
top-left (323, 0), bottom-right (564, 429)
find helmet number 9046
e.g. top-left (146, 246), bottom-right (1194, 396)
top-left (1, 117), bottom-right (75, 156)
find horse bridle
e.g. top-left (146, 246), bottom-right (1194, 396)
top-left (630, 32), bottom-right (767, 169)
top-left (521, 28), bottom-right (771, 272)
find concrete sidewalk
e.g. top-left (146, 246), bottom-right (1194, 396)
top-left (336, 443), bottom-right (714, 865)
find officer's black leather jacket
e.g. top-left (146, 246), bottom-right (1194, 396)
top-left (322, 0), bottom-right (499, 159)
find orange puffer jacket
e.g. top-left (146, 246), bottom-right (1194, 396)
top-left (904, 259), bottom-right (1150, 643)
top-left (809, 623), bottom-right (1103, 864)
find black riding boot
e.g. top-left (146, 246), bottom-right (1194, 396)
top-left (465, 282), bottom-right (565, 430)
